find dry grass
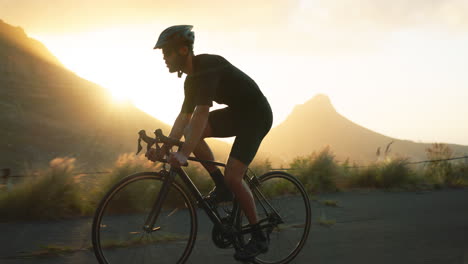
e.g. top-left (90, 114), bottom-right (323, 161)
top-left (0, 157), bottom-right (91, 221)
top-left (349, 158), bottom-right (422, 189)
top-left (1, 147), bottom-right (466, 222)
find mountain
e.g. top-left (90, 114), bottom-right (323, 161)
top-left (0, 20), bottom-right (62, 67)
top-left (0, 19), bottom-right (230, 172)
top-left (3, 19), bottom-right (465, 172)
top-left (260, 94), bottom-right (468, 165)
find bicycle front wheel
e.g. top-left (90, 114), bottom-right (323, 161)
top-left (92, 172), bottom-right (197, 264)
top-left (236, 171), bottom-right (311, 264)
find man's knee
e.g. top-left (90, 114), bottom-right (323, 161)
top-left (224, 157), bottom-right (248, 187)
top-left (225, 174), bottom-right (240, 188)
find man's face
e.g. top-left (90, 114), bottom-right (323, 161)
top-left (162, 47), bottom-right (179, 73)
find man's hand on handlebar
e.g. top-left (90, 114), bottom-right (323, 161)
top-left (168, 152), bottom-right (188, 167)
top-left (160, 143), bottom-right (172, 158)
top-left (145, 148), bottom-right (158, 162)
top-left (145, 144), bottom-right (170, 162)
top-left (140, 129), bottom-right (187, 166)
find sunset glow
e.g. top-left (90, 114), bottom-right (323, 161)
top-left (5, 0), bottom-right (468, 145)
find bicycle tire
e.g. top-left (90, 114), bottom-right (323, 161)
top-left (92, 172), bottom-right (197, 264)
top-left (235, 171), bottom-right (311, 264)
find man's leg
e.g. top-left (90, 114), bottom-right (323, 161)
top-left (193, 140), bottom-right (218, 173)
top-left (226, 156), bottom-right (269, 261)
top-left (224, 156), bottom-right (258, 224)
top-left (193, 136), bottom-right (260, 224)
top-left (186, 123), bottom-right (217, 172)
top-left (193, 123), bottom-right (258, 224)
top-left (187, 124), bottom-right (232, 201)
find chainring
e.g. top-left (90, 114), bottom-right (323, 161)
top-left (212, 219), bottom-right (236, 249)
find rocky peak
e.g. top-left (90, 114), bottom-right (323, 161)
top-left (290, 94), bottom-right (336, 119)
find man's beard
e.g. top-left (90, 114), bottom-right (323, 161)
top-left (168, 54), bottom-right (187, 73)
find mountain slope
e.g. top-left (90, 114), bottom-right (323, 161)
top-left (0, 19), bottom-right (61, 67)
top-left (0, 20), bottom-right (233, 172)
top-left (3, 19), bottom-right (465, 171)
top-left (0, 20), bottom-right (228, 171)
top-left (260, 94), bottom-right (468, 164)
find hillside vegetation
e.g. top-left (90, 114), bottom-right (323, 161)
top-left (1, 143), bottom-right (467, 222)
top-left (1, 18), bottom-right (468, 176)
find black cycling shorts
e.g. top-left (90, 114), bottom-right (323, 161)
top-left (208, 103), bottom-right (273, 165)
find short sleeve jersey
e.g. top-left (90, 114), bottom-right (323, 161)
top-left (181, 54), bottom-right (267, 114)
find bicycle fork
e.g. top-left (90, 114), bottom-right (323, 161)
top-left (143, 169), bottom-right (177, 232)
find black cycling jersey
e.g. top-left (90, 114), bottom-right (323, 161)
top-left (181, 54), bottom-right (273, 165)
top-left (181, 54), bottom-right (268, 114)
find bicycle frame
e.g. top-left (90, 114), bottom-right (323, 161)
top-left (136, 129), bottom-right (244, 231)
top-left (144, 159), bottom-right (243, 233)
top-left (143, 158), bottom-right (283, 238)
top-left (93, 129), bottom-right (310, 264)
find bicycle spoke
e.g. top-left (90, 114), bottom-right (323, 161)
top-left (92, 173), bottom-right (197, 264)
top-left (236, 172), bottom-right (311, 264)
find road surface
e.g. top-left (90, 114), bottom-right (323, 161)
top-left (1, 188), bottom-right (467, 264)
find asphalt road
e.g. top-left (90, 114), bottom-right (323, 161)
top-left (1, 188), bottom-right (467, 264)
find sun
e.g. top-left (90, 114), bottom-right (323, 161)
top-left (106, 83), bottom-right (134, 103)
top-left (33, 27), bottom-right (256, 128)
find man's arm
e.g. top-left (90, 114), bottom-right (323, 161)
top-left (168, 112), bottom-right (192, 140)
top-left (146, 111), bottom-right (191, 161)
top-left (179, 105), bottom-right (210, 157)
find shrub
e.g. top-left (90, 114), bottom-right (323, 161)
top-left (349, 164), bottom-right (380, 188)
top-left (91, 153), bottom-right (212, 214)
top-left (447, 161), bottom-right (468, 187)
top-left (289, 147), bottom-right (340, 193)
top-left (88, 153), bottom-right (164, 210)
top-left (94, 153), bottom-right (160, 198)
top-left (349, 158), bottom-right (419, 189)
top-left (3, 147), bottom-right (464, 222)
top-left (424, 143), bottom-right (463, 187)
top-left (0, 157), bottom-right (89, 221)
top-left (378, 158), bottom-right (418, 188)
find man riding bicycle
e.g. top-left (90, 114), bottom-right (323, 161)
top-left (146, 25), bottom-right (273, 261)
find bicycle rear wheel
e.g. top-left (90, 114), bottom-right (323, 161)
top-left (92, 172), bottom-right (197, 264)
top-left (236, 171), bottom-right (311, 264)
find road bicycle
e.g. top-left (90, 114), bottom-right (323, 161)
top-left (92, 129), bottom-right (311, 263)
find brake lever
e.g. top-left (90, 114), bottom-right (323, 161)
top-left (137, 138), bottom-right (143, 155)
top-left (136, 130), bottom-right (157, 155)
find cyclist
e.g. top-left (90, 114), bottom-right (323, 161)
top-left (147, 25), bottom-right (273, 261)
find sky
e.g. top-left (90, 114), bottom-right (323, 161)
top-left (1, 0), bottom-right (468, 146)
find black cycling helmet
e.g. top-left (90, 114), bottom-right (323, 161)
top-left (154, 25), bottom-right (195, 49)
